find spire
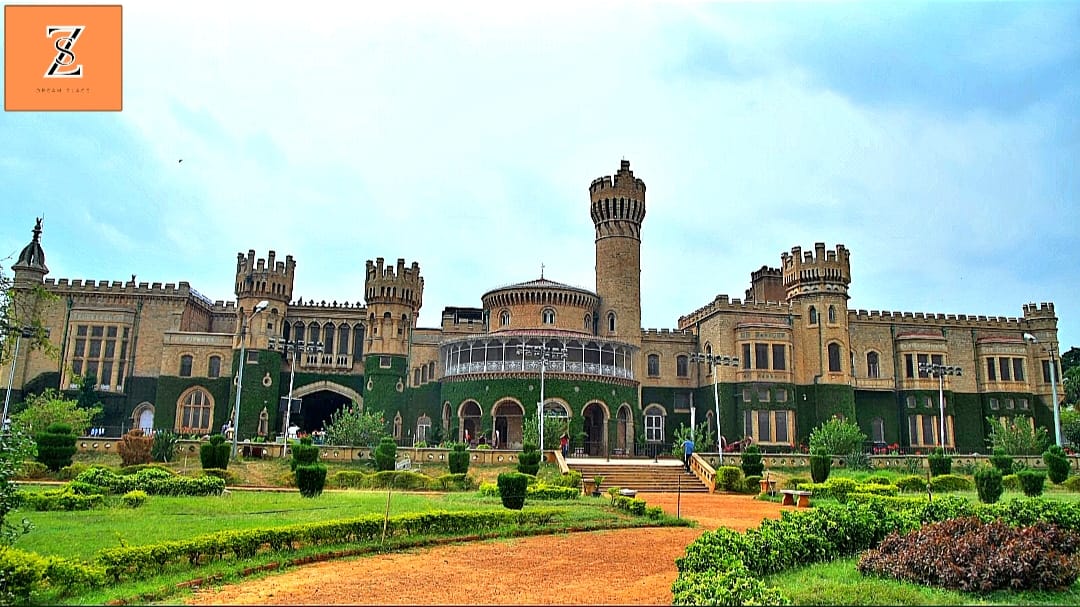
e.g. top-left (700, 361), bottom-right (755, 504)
top-left (13, 217), bottom-right (48, 274)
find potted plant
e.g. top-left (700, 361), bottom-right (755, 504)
top-left (591, 474), bottom-right (605, 497)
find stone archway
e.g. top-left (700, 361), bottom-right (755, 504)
top-left (288, 381), bottom-right (364, 434)
top-left (131, 402), bottom-right (154, 433)
top-left (581, 401), bottom-right (609, 457)
top-left (492, 399), bottom-right (524, 450)
top-left (616, 403), bottom-right (634, 456)
top-left (459, 400), bottom-right (482, 444)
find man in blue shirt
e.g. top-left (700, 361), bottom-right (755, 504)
top-left (682, 437), bottom-right (694, 472)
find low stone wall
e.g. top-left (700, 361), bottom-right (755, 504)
top-left (696, 453), bottom-right (1080, 472)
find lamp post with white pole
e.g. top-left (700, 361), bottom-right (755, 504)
top-left (917, 361), bottom-right (962, 450)
top-left (1025, 333), bottom-right (1062, 446)
top-left (232, 300), bottom-right (269, 459)
top-left (268, 336), bottom-right (324, 448)
top-left (688, 351), bottom-right (739, 465)
top-left (517, 343), bottom-right (567, 455)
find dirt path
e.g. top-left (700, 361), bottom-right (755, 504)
top-left (185, 492), bottom-right (791, 606)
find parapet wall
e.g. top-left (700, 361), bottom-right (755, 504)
top-left (678, 294), bottom-right (791, 329)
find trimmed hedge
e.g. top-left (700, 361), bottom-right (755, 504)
top-left (1017, 470), bottom-right (1046, 497)
top-left (97, 508), bottom-right (563, 581)
top-left (715, 466), bottom-right (743, 491)
top-left (0, 546), bottom-right (107, 604)
top-left (21, 488), bottom-right (104, 511)
top-left (1044, 445), bottom-right (1071, 484)
top-left (927, 474), bottom-right (973, 493)
top-left (73, 466), bottom-right (225, 496)
top-left (478, 483), bottom-right (579, 500)
top-left (895, 475), bottom-right (927, 493)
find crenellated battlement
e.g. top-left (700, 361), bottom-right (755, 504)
top-left (589, 159), bottom-right (646, 196)
top-left (589, 160), bottom-right (646, 241)
top-left (781, 242), bottom-right (851, 299)
top-left (289, 299), bottom-right (367, 310)
top-left (1022, 302), bottom-right (1056, 318)
top-left (46, 277), bottom-right (195, 297)
top-left (365, 257), bottom-right (424, 308)
top-left (235, 249), bottom-right (295, 303)
top-left (849, 308), bottom-right (1026, 329)
top-left (641, 327), bottom-right (696, 341)
top-left (677, 293), bottom-right (792, 329)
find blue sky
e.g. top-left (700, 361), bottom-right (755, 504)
top-left (2, 1), bottom-right (1078, 350)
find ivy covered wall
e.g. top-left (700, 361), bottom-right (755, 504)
top-left (362, 355), bottom-right (408, 414)
top-left (226, 349), bottom-right (283, 438)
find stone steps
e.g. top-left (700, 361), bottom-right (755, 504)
top-left (570, 462), bottom-right (709, 493)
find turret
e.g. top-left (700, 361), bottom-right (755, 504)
top-left (364, 257), bottom-right (424, 357)
top-left (234, 249), bottom-right (295, 349)
top-left (781, 243), bottom-right (851, 300)
top-left (782, 243), bottom-right (853, 385)
top-left (11, 218), bottom-right (49, 291)
top-left (590, 160), bottom-right (645, 345)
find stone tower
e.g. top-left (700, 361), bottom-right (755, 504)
top-left (12, 218), bottom-right (49, 292)
top-left (590, 160), bottom-right (645, 345)
top-left (233, 249), bottom-right (295, 349)
top-left (363, 258), bottom-right (424, 414)
top-left (782, 243), bottom-right (852, 387)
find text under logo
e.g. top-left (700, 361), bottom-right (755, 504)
top-left (44, 25), bottom-right (85, 78)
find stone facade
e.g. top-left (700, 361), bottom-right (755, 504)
top-left (3, 160), bottom-right (1062, 455)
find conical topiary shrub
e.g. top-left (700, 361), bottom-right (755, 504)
top-left (517, 442), bottom-right (540, 476)
top-left (741, 444), bottom-right (764, 477)
top-left (1044, 445), bottom-right (1071, 485)
top-left (291, 436), bottom-right (326, 498)
top-left (809, 454), bottom-right (831, 483)
top-left (374, 436), bottom-right (397, 471)
top-left (35, 422), bottom-right (77, 472)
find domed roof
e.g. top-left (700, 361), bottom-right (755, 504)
top-left (12, 218), bottom-right (48, 274)
top-left (481, 277), bottom-right (596, 300)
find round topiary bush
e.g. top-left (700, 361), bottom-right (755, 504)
top-left (1016, 469), bottom-right (1046, 497)
top-left (740, 445), bottom-right (764, 477)
top-left (120, 490), bottom-right (148, 508)
top-left (497, 472), bottom-right (529, 510)
top-left (974, 465), bottom-right (1003, 504)
top-left (1044, 445), bottom-right (1071, 485)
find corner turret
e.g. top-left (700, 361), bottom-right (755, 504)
top-left (12, 218), bottom-right (49, 290)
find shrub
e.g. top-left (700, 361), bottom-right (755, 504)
top-left (895, 475), bottom-right (927, 493)
top-left (988, 448), bottom-right (1014, 475)
top-left (1017, 470), bottom-right (1046, 497)
top-left (117, 429), bottom-right (153, 467)
top-left (151, 430), bottom-right (179, 463)
top-left (782, 476), bottom-right (810, 490)
top-left (845, 449), bottom-right (872, 471)
top-left (927, 448), bottom-right (952, 476)
top-left (199, 468), bottom-right (238, 485)
top-left (716, 466), bottom-right (743, 491)
top-left (1044, 445), bottom-right (1071, 484)
top-left (497, 473), bottom-right (528, 510)
top-left (373, 437), bottom-right (397, 472)
top-left (324, 403), bottom-right (387, 447)
top-left (289, 437), bottom-right (321, 471)
top-left (809, 418), bottom-right (866, 456)
top-left (432, 473), bottom-right (475, 491)
top-left (974, 466), bottom-right (1003, 504)
top-left (35, 422), bottom-right (77, 472)
top-left (57, 461), bottom-right (89, 481)
top-left (986, 415), bottom-right (1052, 455)
top-left (858, 516), bottom-right (1080, 592)
top-left (1003, 474), bottom-right (1020, 492)
top-left (928, 474), bottom-right (973, 493)
top-left (740, 445), bottom-right (764, 477)
top-left (809, 454), bottom-right (831, 483)
top-left (743, 475), bottom-right (762, 494)
top-left (14, 461), bottom-right (49, 480)
top-left (120, 490), bottom-right (148, 508)
top-left (1064, 476), bottom-right (1080, 493)
top-left (199, 435), bottom-right (230, 470)
top-left (448, 442), bottom-right (470, 474)
top-left (672, 559), bottom-right (791, 606)
top-left (864, 475), bottom-right (892, 485)
top-left (0, 546), bottom-right (107, 603)
top-left (517, 443), bottom-right (541, 476)
top-left (551, 470), bottom-right (582, 489)
top-left (296, 464), bottom-right (328, 498)
top-left (22, 487), bottom-right (104, 511)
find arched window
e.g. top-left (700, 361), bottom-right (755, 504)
top-left (400, 314), bottom-right (409, 336)
top-left (542, 308), bottom-right (555, 325)
top-left (828, 342), bottom-right (842, 373)
top-left (647, 354), bottom-right (660, 376)
top-left (607, 312), bottom-right (616, 333)
top-left (207, 355), bottom-right (221, 378)
top-left (352, 324), bottom-right (365, 359)
top-left (294, 322), bottom-right (305, 343)
top-left (393, 412), bottom-right (403, 440)
top-left (420, 364), bottom-right (428, 383)
top-left (413, 368), bottom-right (421, 386)
top-left (866, 352), bottom-right (880, 378)
top-left (427, 361), bottom-right (435, 380)
top-left (644, 405), bottom-right (665, 442)
top-left (176, 388), bottom-right (213, 434)
top-left (416, 415), bottom-right (432, 444)
top-left (338, 324), bottom-right (350, 355)
top-left (584, 314), bottom-right (592, 331)
top-left (500, 310), bottom-right (510, 326)
top-left (828, 305), bottom-right (837, 323)
top-left (179, 355), bottom-right (193, 377)
top-left (676, 355), bottom-right (689, 377)
top-left (323, 322), bottom-right (335, 354)
top-left (808, 306), bottom-right (818, 325)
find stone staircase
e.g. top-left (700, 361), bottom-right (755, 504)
top-left (569, 460), bottom-right (709, 493)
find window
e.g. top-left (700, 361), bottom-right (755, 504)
top-left (871, 417), bottom-right (885, 443)
top-left (905, 354), bottom-right (914, 378)
top-left (177, 388), bottom-right (213, 434)
top-left (393, 412), bottom-right (402, 440)
top-left (607, 312), bottom-right (616, 333)
top-left (542, 308), bottom-right (555, 325)
top-left (428, 361), bottom-right (435, 381)
top-left (906, 395), bottom-right (917, 409)
top-left (1006, 399), bottom-right (1015, 410)
top-left (828, 343), bottom-right (842, 373)
top-left (743, 410), bottom-right (795, 444)
top-left (323, 323), bottom-right (335, 354)
top-left (1012, 358), bottom-right (1024, 382)
top-left (866, 352), bottom-right (880, 378)
top-left (808, 306), bottom-right (818, 325)
top-left (742, 388), bottom-right (752, 402)
top-left (1019, 398), bottom-right (1029, 411)
top-left (179, 355), bottom-right (193, 377)
top-left (742, 343), bottom-right (751, 369)
top-left (755, 344), bottom-right (769, 369)
top-left (999, 357), bottom-right (1011, 381)
top-left (644, 406), bottom-right (664, 442)
top-left (757, 387), bottom-right (770, 402)
top-left (68, 323), bottom-right (129, 390)
top-left (772, 344), bottom-right (786, 371)
top-left (208, 356), bottom-right (221, 378)
top-left (987, 358), bottom-right (997, 381)
top-left (647, 354), bottom-right (660, 377)
top-left (990, 398), bottom-right (1000, 410)
top-left (421, 364), bottom-right (428, 383)
top-left (1042, 360), bottom-right (1051, 383)
top-left (380, 355), bottom-right (391, 368)
top-left (908, 414), bottom-right (953, 448)
top-left (414, 368), bottom-right (421, 386)
top-left (676, 355), bottom-right (689, 377)
top-left (246, 350), bottom-right (259, 363)
top-left (828, 305), bottom-right (837, 323)
top-left (917, 354), bottom-right (929, 378)
top-left (416, 415), bottom-right (432, 444)
top-left (338, 324), bottom-right (350, 355)
top-left (583, 314), bottom-right (591, 331)
top-left (775, 388), bottom-right (788, 402)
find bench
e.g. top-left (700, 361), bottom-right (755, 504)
top-left (395, 457), bottom-right (420, 472)
top-left (779, 489), bottom-right (811, 508)
top-left (618, 488), bottom-right (637, 498)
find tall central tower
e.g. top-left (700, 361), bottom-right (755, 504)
top-left (590, 160), bottom-right (646, 346)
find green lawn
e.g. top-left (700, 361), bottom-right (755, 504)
top-left (765, 557), bottom-right (1080, 606)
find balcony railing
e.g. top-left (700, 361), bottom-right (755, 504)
top-left (444, 360), bottom-right (633, 380)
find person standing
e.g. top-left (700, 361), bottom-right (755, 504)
top-left (682, 436), bottom-right (695, 472)
top-left (560, 433), bottom-right (570, 458)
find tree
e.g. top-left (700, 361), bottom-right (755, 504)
top-left (1060, 346), bottom-right (1080, 374)
top-left (1063, 366), bottom-right (1080, 407)
top-left (11, 389), bottom-right (99, 435)
top-left (808, 418), bottom-right (866, 456)
top-left (0, 265), bottom-right (59, 368)
top-left (1062, 408), bottom-right (1080, 448)
top-left (72, 373), bottom-right (104, 412)
top-left (324, 402), bottom-right (387, 447)
top-left (0, 429), bottom-right (35, 545)
top-left (985, 416), bottom-right (1051, 455)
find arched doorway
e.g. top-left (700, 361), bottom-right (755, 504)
top-left (582, 401), bottom-right (608, 456)
top-left (290, 381), bottom-right (363, 434)
top-left (616, 403), bottom-right (633, 456)
top-left (492, 399), bottom-right (524, 449)
top-left (132, 402), bottom-right (154, 433)
top-left (459, 400), bottom-right (482, 443)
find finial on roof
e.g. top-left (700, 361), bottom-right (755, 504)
top-left (541, 262), bottom-right (545, 279)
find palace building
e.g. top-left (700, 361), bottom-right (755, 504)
top-left (3, 161), bottom-right (1064, 454)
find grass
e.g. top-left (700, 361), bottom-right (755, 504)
top-left (765, 556), bottom-right (1080, 606)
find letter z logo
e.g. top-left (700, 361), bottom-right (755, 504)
top-left (44, 25), bottom-right (85, 78)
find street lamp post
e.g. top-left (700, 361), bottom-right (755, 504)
top-left (918, 362), bottom-right (962, 450)
top-left (232, 300), bottom-right (269, 459)
top-left (268, 336), bottom-right (324, 446)
top-left (3, 326), bottom-right (42, 431)
top-left (517, 343), bottom-right (567, 455)
top-left (688, 351), bottom-right (739, 465)
top-left (1024, 333), bottom-right (1062, 446)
